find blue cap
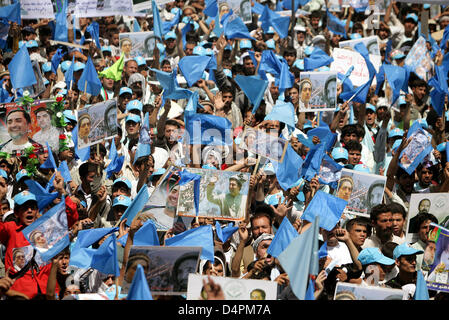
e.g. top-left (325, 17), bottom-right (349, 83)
top-left (391, 49), bottom-right (406, 60)
top-left (14, 190), bottom-right (37, 206)
top-left (125, 114), bottom-right (141, 123)
top-left (358, 248), bottom-right (395, 266)
top-left (119, 87), bottom-right (133, 96)
top-left (113, 177), bottom-right (132, 190)
top-left (134, 56), bottom-right (147, 66)
top-left (266, 39), bottom-right (276, 50)
top-left (16, 169), bottom-right (29, 182)
top-left (224, 44), bottom-right (233, 51)
top-left (262, 162), bottom-right (275, 175)
top-left (332, 147), bottom-right (348, 161)
top-left (18, 40), bottom-right (25, 49)
top-left (61, 60), bottom-right (72, 73)
top-left (393, 243), bottom-right (423, 260)
top-left (74, 62), bottom-right (86, 72)
top-left (304, 46), bottom-right (314, 56)
top-left (423, 4), bottom-right (430, 9)
top-left (101, 46), bottom-right (112, 52)
top-left (416, 119), bottom-right (428, 129)
top-left (405, 13), bottom-right (418, 23)
top-left (388, 128), bottom-right (404, 139)
top-left (63, 110), bottom-right (77, 123)
top-left (43, 78), bottom-right (49, 86)
top-left (150, 168), bottom-right (166, 180)
top-left (26, 40), bottom-right (38, 48)
top-left (398, 95), bottom-right (407, 105)
top-left (240, 39), bottom-right (252, 49)
top-left (353, 164), bottom-right (370, 173)
top-left (165, 31), bottom-right (177, 40)
top-left (59, 89), bottom-right (68, 96)
top-left (266, 26), bottom-right (275, 34)
top-left (350, 33), bottom-right (362, 40)
top-left (437, 142), bottom-right (447, 152)
top-left (318, 66), bottom-right (330, 72)
top-left (392, 139), bottom-right (402, 152)
top-left (0, 169), bottom-right (7, 180)
top-left (113, 195), bottom-right (132, 207)
top-left (202, 164), bottom-right (218, 170)
top-left (366, 104), bottom-right (376, 113)
top-left (126, 100), bottom-right (143, 112)
top-left (204, 48), bottom-right (213, 56)
top-left (303, 120), bottom-right (313, 130)
top-left (223, 68), bottom-right (232, 78)
top-left (193, 46), bottom-right (205, 56)
top-left (171, 7), bottom-right (181, 14)
top-left (42, 62), bottom-right (52, 73)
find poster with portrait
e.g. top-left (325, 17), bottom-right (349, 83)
top-left (119, 31), bottom-right (156, 61)
top-left (76, 99), bottom-right (118, 149)
top-left (425, 223), bottom-right (449, 293)
top-left (22, 200), bottom-right (69, 262)
top-left (404, 36), bottom-right (434, 82)
top-left (177, 168), bottom-right (251, 221)
top-left (398, 126), bottom-right (433, 175)
top-left (138, 166), bottom-right (194, 233)
top-left (122, 246), bottom-right (202, 296)
top-left (405, 193), bottom-right (449, 243)
top-left (73, 0), bottom-right (139, 18)
top-left (21, 61), bottom-right (46, 99)
top-left (299, 72), bottom-right (338, 112)
top-left (218, 0), bottom-right (252, 24)
top-left (336, 169), bottom-right (386, 218)
top-left (324, 0), bottom-right (341, 11)
top-left (30, 100), bottom-right (62, 152)
top-left (334, 282), bottom-right (407, 300)
top-left (186, 274), bottom-right (278, 300)
top-left (339, 36), bottom-right (381, 57)
top-left (11, 244), bottom-right (47, 272)
top-left (239, 126), bottom-right (288, 162)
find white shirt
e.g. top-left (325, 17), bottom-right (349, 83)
top-left (327, 241), bottom-right (353, 266)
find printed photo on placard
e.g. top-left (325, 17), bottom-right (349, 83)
top-left (405, 193), bottom-right (449, 243)
top-left (30, 100), bottom-right (63, 152)
top-left (399, 128), bottom-right (432, 173)
top-left (339, 35), bottom-right (381, 57)
top-left (299, 72), bottom-right (337, 112)
top-left (404, 36), bottom-right (434, 82)
top-left (218, 0), bottom-right (252, 24)
top-left (11, 244), bottom-right (47, 272)
top-left (186, 274), bottom-right (278, 300)
top-left (426, 223), bottom-right (449, 293)
top-left (77, 99), bottom-right (117, 149)
top-left (239, 126), bottom-right (288, 162)
top-left (119, 31), bottom-right (156, 60)
top-left (336, 169), bottom-right (386, 217)
top-left (177, 168), bottom-right (250, 221)
top-left (122, 246), bottom-right (202, 296)
top-left (334, 282), bottom-right (406, 300)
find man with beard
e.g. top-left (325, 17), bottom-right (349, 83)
top-left (241, 54), bottom-right (256, 76)
top-left (363, 204), bottom-right (405, 250)
top-left (409, 212), bottom-right (438, 271)
top-left (409, 79), bottom-right (428, 121)
top-left (32, 107), bottom-right (61, 152)
top-left (214, 87), bottom-right (243, 129)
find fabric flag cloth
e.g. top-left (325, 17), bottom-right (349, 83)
top-left (318, 241), bottom-right (328, 259)
top-left (440, 24), bottom-right (449, 52)
top-left (86, 21), bottom-right (101, 49)
top-left (98, 54), bottom-right (125, 81)
top-left (178, 169), bottom-right (201, 216)
top-left (204, 0), bottom-right (218, 17)
top-left (277, 61), bottom-right (295, 93)
top-left (149, 67), bottom-right (192, 100)
top-left (8, 45), bottom-right (37, 90)
top-left (65, 55), bottom-right (75, 89)
top-left (326, 9), bottom-right (347, 38)
top-left (234, 75), bottom-right (268, 114)
top-left (74, 227), bottom-right (119, 249)
top-left (428, 65), bottom-right (449, 117)
top-left (152, 0), bottom-right (163, 40)
top-left (22, 200), bottom-right (69, 262)
top-left (24, 180), bottom-right (59, 212)
top-left (54, 0), bottom-right (68, 42)
top-left (118, 219), bottom-right (160, 247)
top-left (40, 142), bottom-right (57, 169)
top-left (184, 113), bottom-right (233, 146)
top-left (0, 79), bottom-right (12, 103)
top-left (71, 125), bottom-right (90, 162)
top-left (267, 217), bottom-right (299, 258)
top-left (133, 18), bottom-right (141, 32)
top-left (301, 143), bottom-right (326, 181)
top-left (0, 18), bottom-right (9, 50)
top-left (165, 225), bottom-right (214, 262)
top-left (259, 50), bottom-right (283, 78)
top-left (264, 100), bottom-right (296, 129)
top-left (178, 55), bottom-right (214, 87)
top-left (338, 65), bottom-right (354, 93)
top-left (282, 0), bottom-right (310, 12)
top-left (375, 64), bottom-right (385, 96)
top-left (340, 42), bottom-right (376, 103)
top-left (0, 2), bottom-right (20, 25)
top-left (307, 124), bottom-right (337, 152)
top-left (278, 216), bottom-right (320, 300)
top-left (162, 9), bottom-right (181, 34)
top-left (304, 47), bottom-right (334, 71)
top-left (51, 48), bottom-right (64, 75)
top-left (77, 57), bottom-right (102, 96)
top-left (414, 270), bottom-right (429, 300)
top-left (382, 64), bottom-right (407, 106)
top-left (259, 5), bottom-right (290, 39)
top-left (215, 221), bottom-right (238, 243)
top-left (70, 233), bottom-right (120, 276)
top-left (223, 14), bottom-right (254, 40)
top-left (305, 278), bottom-right (315, 300)
top-left (318, 154), bottom-right (343, 190)
top-left (127, 264), bottom-right (153, 300)
top-left (301, 190), bottom-right (347, 231)
top-left (120, 185), bottom-right (150, 227)
top-left (271, 143), bottom-right (304, 191)
top-left (106, 139), bottom-right (124, 179)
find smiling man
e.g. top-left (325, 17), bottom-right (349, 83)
top-left (207, 176), bottom-right (244, 219)
top-left (32, 107), bottom-right (61, 152)
top-left (1, 109), bottom-right (40, 154)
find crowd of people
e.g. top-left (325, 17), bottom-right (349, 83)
top-left (0, 0), bottom-right (448, 302)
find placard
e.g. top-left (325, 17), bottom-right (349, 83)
top-left (299, 71), bottom-right (338, 112)
top-left (20, 0), bottom-right (55, 20)
top-left (339, 36), bottom-right (381, 57)
top-left (239, 126), bottom-right (288, 162)
top-left (404, 36), bottom-right (435, 82)
top-left (334, 282), bottom-right (407, 300)
top-left (119, 31), bottom-right (156, 60)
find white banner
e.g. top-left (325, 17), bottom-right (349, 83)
top-left (73, 0), bottom-right (141, 17)
top-left (20, 0), bottom-right (55, 20)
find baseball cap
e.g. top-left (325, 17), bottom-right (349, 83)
top-left (366, 104), bottom-right (376, 113)
top-left (266, 26), bottom-right (275, 34)
top-left (202, 164), bottom-right (218, 170)
top-left (388, 128), bottom-right (404, 139)
top-left (16, 169), bottom-right (30, 182)
top-left (101, 46), bottom-right (112, 53)
top-left (113, 195), bottom-right (132, 208)
top-left (150, 168), bottom-right (166, 180)
top-left (391, 49), bottom-right (406, 60)
top-left (353, 164), bottom-right (370, 173)
top-left (266, 39), bottom-right (276, 50)
top-left (14, 190), bottom-right (37, 206)
top-left (74, 62), bottom-right (86, 72)
top-left (164, 31), bottom-right (176, 40)
top-left (126, 100), bottom-right (143, 112)
top-left (437, 142), bottom-right (447, 152)
top-left (42, 62), bottom-right (52, 73)
top-left (350, 33), bottom-right (362, 40)
top-left (119, 87), bottom-right (133, 96)
top-left (204, 48), bottom-right (213, 56)
top-left (26, 40), bottom-right (39, 48)
top-left (405, 13), bottom-right (418, 24)
top-left (358, 248), bottom-right (395, 266)
top-left (61, 60), bottom-right (72, 73)
top-left (304, 46), bottom-right (314, 56)
top-left (113, 177), bottom-right (132, 190)
top-left (63, 110), bottom-right (77, 123)
top-left (23, 26), bottom-right (36, 34)
top-left (193, 46), bottom-right (205, 56)
top-left (331, 147), bottom-right (348, 161)
top-left (125, 114), bottom-right (141, 123)
top-left (134, 56), bottom-right (147, 66)
top-left (393, 243), bottom-right (423, 260)
top-left (262, 162), bottom-right (275, 175)
top-left (398, 95), bottom-right (407, 106)
top-left (223, 68), bottom-right (232, 78)
top-left (293, 59), bottom-right (304, 70)
top-left (312, 35), bottom-right (326, 45)
top-left (252, 233), bottom-right (274, 252)
top-left (240, 39), bottom-right (252, 49)
top-left (416, 118), bottom-right (428, 129)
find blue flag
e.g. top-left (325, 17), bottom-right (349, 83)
top-left (304, 47), bottom-right (334, 71)
top-left (414, 270), bottom-right (429, 300)
top-left (23, 200), bottom-right (69, 262)
top-left (149, 67), bottom-right (193, 100)
top-left (223, 14), bottom-right (254, 40)
top-left (86, 21), bottom-right (101, 49)
top-left (264, 100), bottom-right (296, 129)
top-left (318, 241), bottom-right (328, 259)
top-left (118, 219), bottom-right (160, 247)
top-left (383, 64), bottom-right (407, 106)
top-left (106, 139), bottom-right (124, 179)
top-left (77, 56), bottom-right (102, 96)
top-left (127, 264), bottom-right (153, 300)
top-left (8, 45), bottom-right (37, 90)
top-left (0, 2), bottom-right (20, 25)
top-left (75, 227), bottom-right (119, 248)
top-left (307, 123), bottom-right (337, 152)
top-left (165, 225), bottom-right (215, 262)
top-left (178, 55), bottom-right (214, 87)
top-left (259, 5), bottom-right (290, 39)
top-left (305, 278), bottom-right (315, 300)
top-left (40, 142), bottom-right (57, 169)
top-left (278, 216), bottom-right (320, 300)
top-left (178, 169), bottom-right (201, 216)
top-left (440, 25), bottom-right (449, 52)
top-left (375, 64), bottom-right (385, 96)
top-left (282, 0), bottom-right (310, 12)
top-left (24, 180), bottom-right (59, 212)
top-left (54, 0), bottom-right (68, 42)
top-left (259, 50), bottom-right (283, 77)
top-left (65, 55), bottom-right (75, 89)
top-left (234, 75), bottom-right (268, 114)
top-left (162, 9), bottom-right (181, 34)
top-left (428, 65), bottom-right (449, 117)
top-left (184, 113), bottom-right (233, 146)
top-left (326, 9), bottom-right (347, 38)
top-left (204, 0), bottom-right (218, 17)
top-left (120, 185), bottom-right (150, 227)
top-left (215, 221), bottom-right (238, 243)
top-left (51, 48), bottom-right (64, 75)
top-left (133, 18), bottom-right (141, 32)
top-left (152, 0), bottom-right (163, 40)
top-left (271, 143), bottom-right (304, 191)
top-left (0, 79), bottom-right (12, 103)
top-left (71, 125), bottom-right (90, 161)
top-left (267, 217), bottom-right (299, 258)
top-left (277, 61), bottom-right (295, 93)
top-left (318, 154), bottom-right (343, 190)
top-left (301, 143), bottom-right (326, 181)
top-left (301, 190), bottom-right (347, 231)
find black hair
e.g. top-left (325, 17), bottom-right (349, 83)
top-left (416, 212), bottom-right (438, 229)
top-left (388, 202), bottom-right (407, 219)
top-left (78, 162), bottom-right (98, 177)
top-left (381, 241), bottom-right (399, 259)
top-left (283, 46), bottom-right (297, 57)
top-left (369, 204), bottom-right (391, 222)
top-left (341, 124), bottom-right (359, 140)
top-left (310, 10), bottom-right (322, 19)
top-left (251, 204), bottom-right (274, 227)
top-left (344, 140), bottom-right (362, 152)
top-left (346, 217), bottom-right (370, 233)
